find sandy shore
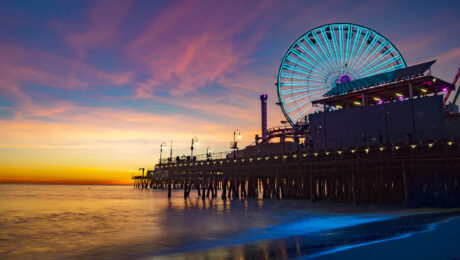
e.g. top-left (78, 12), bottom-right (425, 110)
top-left (151, 209), bottom-right (460, 259)
top-left (311, 216), bottom-right (460, 260)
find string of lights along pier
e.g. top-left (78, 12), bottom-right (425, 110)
top-left (277, 23), bottom-right (407, 125)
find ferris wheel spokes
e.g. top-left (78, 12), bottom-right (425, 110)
top-left (278, 23), bottom-right (407, 125)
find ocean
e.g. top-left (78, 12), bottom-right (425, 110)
top-left (0, 184), bottom-right (458, 259)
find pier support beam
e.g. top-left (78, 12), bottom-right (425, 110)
top-left (168, 179), bottom-right (172, 198)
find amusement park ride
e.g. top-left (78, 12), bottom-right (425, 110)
top-left (257, 23), bottom-right (460, 149)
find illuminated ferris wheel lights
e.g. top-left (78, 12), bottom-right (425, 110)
top-left (278, 24), bottom-right (406, 124)
top-left (277, 24), bottom-right (406, 125)
top-left (355, 48), bottom-right (394, 76)
top-left (280, 86), bottom-right (329, 96)
top-left (285, 89), bottom-right (326, 105)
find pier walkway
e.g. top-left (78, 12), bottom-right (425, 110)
top-left (134, 141), bottom-right (460, 207)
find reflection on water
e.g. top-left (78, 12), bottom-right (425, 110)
top-left (0, 184), bottom-right (454, 259)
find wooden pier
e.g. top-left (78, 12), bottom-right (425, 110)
top-left (134, 141), bottom-right (460, 207)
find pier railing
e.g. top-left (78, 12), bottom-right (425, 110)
top-left (159, 151), bottom-right (233, 164)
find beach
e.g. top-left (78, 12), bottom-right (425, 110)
top-left (155, 209), bottom-right (460, 259)
top-left (311, 216), bottom-right (460, 260)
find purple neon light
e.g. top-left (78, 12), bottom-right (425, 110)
top-left (338, 74), bottom-right (352, 84)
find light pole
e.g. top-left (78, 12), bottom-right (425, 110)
top-left (169, 140), bottom-right (173, 162)
top-left (206, 146), bottom-right (212, 160)
top-left (191, 137), bottom-right (198, 160)
top-left (160, 142), bottom-right (167, 164)
top-left (233, 129), bottom-right (241, 157)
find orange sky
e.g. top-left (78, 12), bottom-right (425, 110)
top-left (0, 110), bottom-right (264, 184)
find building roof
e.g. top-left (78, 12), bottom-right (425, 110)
top-left (325, 60), bottom-right (437, 96)
top-left (312, 74), bottom-right (453, 108)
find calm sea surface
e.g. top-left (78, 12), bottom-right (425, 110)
top-left (0, 184), bottom-right (457, 259)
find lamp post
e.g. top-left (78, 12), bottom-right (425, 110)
top-left (169, 140), bottom-right (173, 162)
top-left (233, 129), bottom-right (241, 158)
top-left (206, 146), bottom-right (212, 160)
top-left (191, 137), bottom-right (198, 160)
top-left (160, 142), bottom-right (167, 164)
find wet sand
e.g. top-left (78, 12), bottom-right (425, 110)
top-left (154, 209), bottom-right (460, 259)
top-left (311, 216), bottom-right (460, 260)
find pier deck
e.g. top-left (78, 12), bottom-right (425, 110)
top-left (134, 141), bottom-right (460, 207)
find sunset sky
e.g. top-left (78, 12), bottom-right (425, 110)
top-left (1, 0), bottom-right (459, 184)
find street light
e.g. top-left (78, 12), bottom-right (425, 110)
top-left (233, 129), bottom-right (241, 157)
top-left (160, 142), bottom-right (167, 164)
top-left (206, 146), bottom-right (212, 160)
top-left (169, 140), bottom-right (173, 162)
top-left (191, 137), bottom-right (198, 159)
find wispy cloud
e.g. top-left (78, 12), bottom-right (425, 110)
top-left (0, 42), bottom-right (134, 101)
top-left (0, 100), bottom-right (258, 150)
top-left (434, 46), bottom-right (460, 64)
top-left (128, 0), bottom-right (277, 97)
top-left (50, 0), bottom-right (134, 57)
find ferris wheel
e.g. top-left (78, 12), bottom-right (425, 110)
top-left (277, 23), bottom-right (407, 125)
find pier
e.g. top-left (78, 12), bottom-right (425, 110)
top-left (134, 140), bottom-right (460, 207)
top-left (135, 23), bottom-right (460, 208)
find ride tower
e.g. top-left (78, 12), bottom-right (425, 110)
top-left (260, 94), bottom-right (268, 141)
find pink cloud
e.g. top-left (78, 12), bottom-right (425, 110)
top-left (128, 0), bottom-right (278, 97)
top-left (0, 100), bottom-right (260, 152)
top-left (0, 42), bottom-right (134, 101)
top-left (49, 0), bottom-right (134, 57)
top-left (131, 75), bottom-right (282, 127)
top-left (433, 46), bottom-right (460, 64)
top-left (397, 22), bottom-right (459, 64)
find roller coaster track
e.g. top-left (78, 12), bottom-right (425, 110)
top-left (443, 67), bottom-right (460, 105)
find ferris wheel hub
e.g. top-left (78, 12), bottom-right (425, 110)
top-left (338, 74), bottom-right (352, 84)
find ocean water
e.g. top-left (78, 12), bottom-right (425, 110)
top-left (0, 184), bottom-right (456, 259)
